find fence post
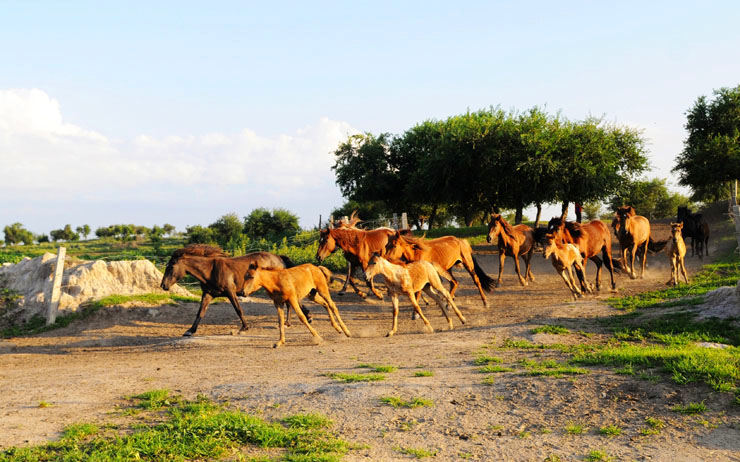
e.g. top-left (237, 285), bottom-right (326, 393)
top-left (46, 246), bottom-right (66, 325)
top-left (401, 212), bottom-right (408, 230)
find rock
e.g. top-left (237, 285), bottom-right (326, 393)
top-left (0, 254), bottom-right (193, 321)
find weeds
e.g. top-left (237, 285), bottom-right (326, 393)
top-left (531, 325), bottom-right (570, 335)
top-left (356, 363), bottom-right (397, 373)
top-left (414, 370), bottom-right (434, 377)
top-left (598, 425), bottom-right (622, 437)
top-left (394, 446), bottom-right (437, 459)
top-left (379, 396), bottom-right (433, 408)
top-left (672, 402), bottom-right (708, 415)
top-left (327, 373), bottom-right (385, 383)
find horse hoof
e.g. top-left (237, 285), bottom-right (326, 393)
top-left (273, 342), bottom-right (284, 348)
top-left (182, 331), bottom-right (194, 337)
top-left (386, 332), bottom-right (395, 338)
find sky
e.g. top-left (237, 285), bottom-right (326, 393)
top-left (2, 1), bottom-right (739, 235)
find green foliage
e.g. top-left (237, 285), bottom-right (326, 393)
top-left (185, 224), bottom-right (215, 244)
top-left (207, 212), bottom-right (243, 246)
top-left (130, 389), bottom-right (179, 409)
top-left (2, 223), bottom-right (34, 246)
top-left (672, 402), bottom-right (708, 414)
top-left (478, 365), bottom-right (514, 373)
top-left (327, 373), bottom-right (385, 383)
top-left (674, 84), bottom-right (740, 201)
top-left (0, 394), bottom-right (349, 462)
top-left (565, 422), bottom-right (587, 435)
top-left (608, 177), bottom-right (693, 219)
top-left (393, 446), bottom-right (437, 459)
top-left (50, 224), bottom-right (80, 242)
top-left (356, 363), bottom-right (397, 373)
top-left (531, 325), bottom-right (570, 335)
top-left (243, 207), bottom-right (301, 241)
top-left (598, 425), bottom-right (622, 437)
top-left (414, 370), bottom-right (434, 377)
top-left (473, 355), bottom-right (503, 365)
top-left (585, 449), bottom-right (614, 461)
top-left (379, 396), bottom-right (434, 408)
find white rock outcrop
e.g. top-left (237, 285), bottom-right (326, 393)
top-left (0, 253), bottom-right (192, 321)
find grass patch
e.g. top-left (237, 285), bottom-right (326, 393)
top-left (478, 365), bottom-right (514, 373)
top-left (481, 376), bottom-right (496, 386)
top-left (37, 401), bottom-right (52, 408)
top-left (0, 392), bottom-right (351, 462)
top-left (327, 372), bottom-right (385, 383)
top-left (531, 325), bottom-right (570, 335)
top-left (379, 396), bottom-right (433, 408)
top-left (598, 425), bottom-right (622, 437)
top-left (394, 446), bottom-right (438, 459)
top-left (672, 402), bottom-right (708, 415)
top-left (473, 355), bottom-right (503, 365)
top-left (585, 449), bottom-right (614, 461)
top-left (356, 363), bottom-right (397, 373)
top-left (565, 422), bottom-right (587, 435)
top-left (518, 359), bottom-right (589, 377)
top-left (414, 370), bottom-right (434, 377)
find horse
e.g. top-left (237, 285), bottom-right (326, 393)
top-left (384, 231), bottom-right (495, 308)
top-left (364, 254), bottom-right (466, 337)
top-left (242, 263), bottom-right (351, 348)
top-left (543, 232), bottom-right (589, 300)
top-left (315, 226), bottom-right (402, 299)
top-left (677, 206), bottom-right (710, 257)
top-left (160, 244), bottom-right (309, 336)
top-left (615, 206), bottom-right (652, 279)
top-left (665, 222), bottom-right (689, 286)
top-left (546, 217), bottom-right (617, 292)
top-left (486, 213), bottom-right (535, 287)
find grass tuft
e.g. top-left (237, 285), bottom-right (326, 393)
top-left (379, 396), bottom-right (434, 408)
top-left (531, 325), bottom-right (570, 335)
top-left (327, 372), bottom-right (385, 383)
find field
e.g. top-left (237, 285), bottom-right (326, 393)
top-left (1, 218), bottom-right (739, 461)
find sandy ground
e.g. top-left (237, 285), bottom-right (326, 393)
top-left (1, 222), bottom-right (739, 461)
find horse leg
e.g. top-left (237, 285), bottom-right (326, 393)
top-left (289, 297), bottom-right (323, 343)
top-left (339, 262), bottom-right (352, 293)
top-left (629, 243), bottom-right (639, 280)
top-left (497, 250), bottom-right (506, 288)
top-left (513, 252), bottom-right (527, 287)
top-left (463, 256), bottom-right (490, 309)
top-left (679, 256), bottom-right (689, 284)
top-left (311, 289), bottom-right (352, 337)
top-left (525, 249), bottom-right (535, 282)
top-left (408, 290), bottom-right (434, 333)
top-left (601, 246), bottom-right (617, 291)
top-left (423, 285), bottom-right (453, 330)
top-left (346, 267), bottom-right (367, 299)
top-left (387, 294), bottom-right (399, 337)
top-left (274, 304), bottom-right (287, 348)
top-left (184, 293), bottom-right (214, 336)
top-left (430, 278), bottom-right (466, 325)
top-left (559, 270), bottom-right (579, 300)
top-left (366, 274), bottom-right (384, 300)
top-left (573, 263), bottom-right (589, 294)
top-left (225, 291), bottom-right (250, 334)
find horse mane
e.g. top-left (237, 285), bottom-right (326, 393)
top-left (617, 205), bottom-right (636, 217)
top-left (563, 221), bottom-right (584, 239)
top-left (172, 244), bottom-right (228, 259)
top-left (497, 216), bottom-right (517, 236)
top-left (330, 228), bottom-right (365, 246)
top-left (398, 233), bottom-right (431, 251)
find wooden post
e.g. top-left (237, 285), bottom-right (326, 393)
top-left (46, 246), bottom-right (66, 325)
top-left (401, 212), bottom-right (408, 230)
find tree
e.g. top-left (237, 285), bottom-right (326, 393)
top-left (673, 84), bottom-right (740, 202)
top-left (50, 224), bottom-right (79, 242)
top-left (162, 224), bottom-right (176, 236)
top-left (3, 223), bottom-right (34, 245)
top-left (609, 178), bottom-right (693, 220)
top-left (243, 208), bottom-right (301, 241)
top-left (185, 225), bottom-right (215, 244)
top-left (209, 213), bottom-right (243, 246)
top-left (76, 225), bottom-right (91, 240)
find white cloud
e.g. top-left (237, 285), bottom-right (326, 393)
top-left (0, 89), bottom-right (359, 231)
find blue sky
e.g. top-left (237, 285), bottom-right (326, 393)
top-left (2, 1), bottom-right (739, 234)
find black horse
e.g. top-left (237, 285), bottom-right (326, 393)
top-left (677, 206), bottom-right (710, 257)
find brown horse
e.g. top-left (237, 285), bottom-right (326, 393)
top-left (315, 226), bottom-right (401, 299)
top-left (486, 213), bottom-right (535, 287)
top-left (666, 222), bottom-right (689, 286)
top-left (547, 217), bottom-right (617, 291)
top-left (364, 254), bottom-right (466, 337)
top-left (384, 232), bottom-right (495, 308)
top-left (160, 244), bottom-right (305, 336)
top-left (616, 206), bottom-right (651, 279)
top-left (543, 232), bottom-right (589, 300)
top-left (242, 263), bottom-right (351, 348)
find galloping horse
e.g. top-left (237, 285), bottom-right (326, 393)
top-left (677, 206), bottom-right (710, 257)
top-left (665, 222), bottom-right (689, 286)
top-left (615, 206), bottom-right (651, 279)
top-left (364, 254), bottom-right (466, 337)
top-left (384, 231), bottom-right (495, 308)
top-left (547, 217), bottom-right (617, 291)
top-left (242, 263), bottom-right (351, 348)
top-left (543, 232), bottom-right (589, 300)
top-left (315, 226), bottom-right (401, 299)
top-left (486, 213), bottom-right (535, 287)
top-left (160, 244), bottom-right (306, 336)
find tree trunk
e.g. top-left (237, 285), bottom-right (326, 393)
top-left (731, 180), bottom-right (738, 208)
top-left (515, 204), bottom-right (523, 224)
top-left (534, 203), bottom-right (542, 228)
top-left (561, 201), bottom-right (570, 220)
top-left (428, 205), bottom-right (438, 230)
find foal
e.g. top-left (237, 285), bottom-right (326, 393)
top-left (243, 263), bottom-right (351, 348)
top-left (665, 223), bottom-right (689, 286)
top-left (364, 254), bottom-right (466, 337)
top-left (543, 233), bottom-right (589, 300)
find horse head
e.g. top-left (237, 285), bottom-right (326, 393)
top-left (316, 228), bottom-right (336, 261)
top-left (677, 206), bottom-right (691, 222)
top-left (487, 213), bottom-right (502, 244)
top-left (546, 216), bottom-right (564, 234)
top-left (364, 252), bottom-right (383, 279)
top-left (242, 262), bottom-right (262, 295)
top-left (543, 232), bottom-right (558, 259)
top-left (160, 254), bottom-right (186, 290)
top-left (384, 230), bottom-right (404, 260)
top-left (670, 222), bottom-right (683, 244)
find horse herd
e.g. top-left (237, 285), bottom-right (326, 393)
top-left (159, 207), bottom-right (710, 347)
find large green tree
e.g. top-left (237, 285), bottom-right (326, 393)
top-left (3, 223), bottom-right (34, 245)
top-left (673, 84), bottom-right (740, 201)
top-left (209, 213), bottom-right (243, 246)
top-left (609, 177), bottom-right (693, 220)
top-left (243, 208), bottom-right (300, 241)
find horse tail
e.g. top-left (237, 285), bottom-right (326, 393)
top-left (647, 236), bottom-right (669, 254)
top-left (472, 256), bottom-right (495, 292)
top-left (279, 255), bottom-right (295, 268)
top-left (318, 265), bottom-right (334, 284)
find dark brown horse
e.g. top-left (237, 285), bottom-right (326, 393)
top-left (616, 206), bottom-right (651, 279)
top-left (486, 213), bottom-right (535, 287)
top-left (547, 217), bottom-right (617, 291)
top-left (677, 206), bottom-right (710, 257)
top-left (384, 232), bottom-right (495, 308)
top-left (315, 226), bottom-right (401, 299)
top-left (160, 244), bottom-right (304, 336)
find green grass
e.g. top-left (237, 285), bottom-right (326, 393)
top-left (473, 354), bottom-right (503, 365)
top-left (477, 365), bottom-right (514, 373)
top-left (598, 425), bottom-right (622, 437)
top-left (37, 401), bottom-right (52, 408)
top-left (672, 402), bottom-right (708, 415)
top-left (414, 370), bottom-right (434, 377)
top-left (0, 392), bottom-right (351, 462)
top-left (394, 446), bottom-right (438, 459)
top-left (517, 358), bottom-right (589, 377)
top-left (327, 372), bottom-right (386, 383)
top-left (481, 375), bottom-right (496, 386)
top-left (356, 363), bottom-right (398, 373)
top-left (565, 422), bottom-right (587, 435)
top-left (531, 325), bottom-right (571, 335)
top-left (130, 389), bottom-right (180, 409)
top-left (585, 449), bottom-right (614, 461)
top-left (379, 396), bottom-right (434, 408)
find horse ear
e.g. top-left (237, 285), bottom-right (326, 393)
top-left (248, 262), bottom-right (258, 270)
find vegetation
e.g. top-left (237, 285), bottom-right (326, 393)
top-left (327, 373), bottom-right (386, 383)
top-left (2, 223), bottom-right (34, 246)
top-left (379, 396), bottom-right (433, 408)
top-left (356, 363), bottom-right (397, 373)
top-left (531, 325), bottom-right (570, 335)
top-left (608, 177), bottom-right (693, 219)
top-left (0, 392), bottom-right (351, 462)
top-left (674, 84), bottom-right (740, 201)
top-left (393, 446), bottom-right (437, 459)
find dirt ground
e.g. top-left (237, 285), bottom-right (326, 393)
top-left (1, 221), bottom-right (739, 461)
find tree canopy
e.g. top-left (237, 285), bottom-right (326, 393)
top-left (3, 223), bottom-right (35, 246)
top-left (609, 177), bottom-right (693, 220)
top-left (673, 84), bottom-right (740, 201)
